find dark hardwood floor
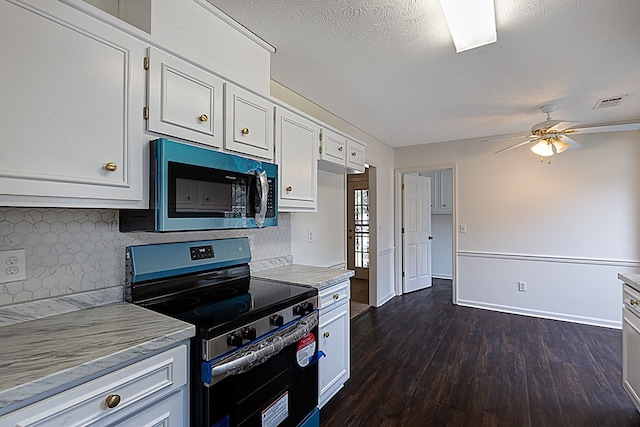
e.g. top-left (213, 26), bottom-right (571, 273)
top-left (321, 279), bottom-right (640, 426)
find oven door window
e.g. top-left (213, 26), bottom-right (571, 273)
top-left (168, 161), bottom-right (256, 219)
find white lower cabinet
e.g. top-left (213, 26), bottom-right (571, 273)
top-left (318, 281), bottom-right (351, 408)
top-left (623, 283), bottom-right (640, 412)
top-left (0, 344), bottom-right (189, 426)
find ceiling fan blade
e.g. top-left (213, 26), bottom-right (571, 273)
top-left (572, 122), bottom-right (640, 134)
top-left (481, 134), bottom-right (532, 143)
top-left (561, 135), bottom-right (582, 150)
top-left (548, 121), bottom-right (579, 132)
top-left (495, 138), bottom-right (538, 154)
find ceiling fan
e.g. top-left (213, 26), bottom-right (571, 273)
top-left (494, 104), bottom-right (640, 163)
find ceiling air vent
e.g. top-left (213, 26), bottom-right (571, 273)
top-left (593, 95), bottom-right (627, 109)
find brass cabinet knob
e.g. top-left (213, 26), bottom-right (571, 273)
top-left (631, 299), bottom-right (639, 306)
top-left (241, 127), bottom-right (250, 135)
top-left (286, 186), bottom-right (292, 192)
top-left (352, 151), bottom-right (357, 156)
top-left (338, 146), bottom-right (344, 152)
top-left (333, 293), bottom-right (339, 300)
top-left (199, 114), bottom-right (208, 122)
top-left (104, 162), bottom-right (118, 172)
top-left (323, 331), bottom-right (330, 338)
top-left (105, 394), bottom-right (121, 409)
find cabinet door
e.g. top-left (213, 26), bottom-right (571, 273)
top-left (147, 47), bottom-right (224, 148)
top-left (624, 307), bottom-right (640, 412)
top-left (319, 301), bottom-right (350, 408)
top-left (224, 83), bottom-right (274, 160)
top-left (275, 108), bottom-right (318, 212)
top-left (346, 139), bottom-right (366, 173)
top-left (438, 169), bottom-right (453, 213)
top-left (321, 129), bottom-right (347, 165)
top-left (0, 0), bottom-right (146, 207)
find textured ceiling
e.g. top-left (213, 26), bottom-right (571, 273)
top-left (208, 0), bottom-right (640, 148)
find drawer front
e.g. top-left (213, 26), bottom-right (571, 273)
top-left (106, 389), bottom-right (186, 427)
top-left (624, 308), bottom-right (640, 409)
top-left (624, 285), bottom-right (640, 318)
top-left (319, 281), bottom-right (350, 311)
top-left (1, 345), bottom-right (187, 427)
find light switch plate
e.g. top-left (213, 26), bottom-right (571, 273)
top-left (0, 249), bottom-right (26, 283)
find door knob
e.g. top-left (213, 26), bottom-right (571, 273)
top-left (428, 236), bottom-right (434, 240)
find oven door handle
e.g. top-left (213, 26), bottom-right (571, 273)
top-left (203, 312), bottom-right (318, 386)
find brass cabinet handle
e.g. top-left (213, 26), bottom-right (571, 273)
top-left (352, 151), bottom-right (357, 156)
top-left (333, 293), bottom-right (339, 300)
top-left (105, 394), bottom-right (121, 409)
top-left (286, 186), bottom-right (293, 192)
top-left (338, 146), bottom-right (343, 152)
top-left (323, 331), bottom-right (330, 338)
top-left (199, 114), bottom-right (208, 122)
top-left (241, 127), bottom-right (250, 135)
top-left (104, 162), bottom-right (118, 172)
top-left (631, 299), bottom-right (639, 306)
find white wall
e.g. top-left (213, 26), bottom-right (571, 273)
top-left (271, 81), bottom-right (396, 306)
top-left (290, 171), bottom-right (346, 267)
top-left (395, 131), bottom-right (640, 328)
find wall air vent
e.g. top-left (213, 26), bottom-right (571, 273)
top-left (593, 95), bottom-right (627, 109)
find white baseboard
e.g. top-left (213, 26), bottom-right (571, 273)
top-left (457, 299), bottom-right (622, 329)
top-left (432, 274), bottom-right (453, 280)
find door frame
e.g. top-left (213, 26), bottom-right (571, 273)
top-left (394, 164), bottom-right (458, 304)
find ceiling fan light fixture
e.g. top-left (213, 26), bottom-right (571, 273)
top-left (531, 140), bottom-right (554, 157)
top-left (439, 0), bottom-right (497, 53)
top-left (551, 137), bottom-right (570, 154)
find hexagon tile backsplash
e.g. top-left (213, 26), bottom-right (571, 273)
top-left (0, 208), bottom-right (291, 306)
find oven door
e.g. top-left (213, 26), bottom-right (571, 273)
top-left (197, 313), bottom-right (320, 427)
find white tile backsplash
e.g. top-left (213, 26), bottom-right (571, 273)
top-left (0, 208), bottom-right (291, 306)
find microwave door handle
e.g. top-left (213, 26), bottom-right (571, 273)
top-left (255, 170), bottom-right (268, 227)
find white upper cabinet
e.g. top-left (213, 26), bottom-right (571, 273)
top-left (146, 47), bottom-right (224, 148)
top-left (346, 139), bottom-right (366, 172)
top-left (224, 83), bottom-right (274, 161)
top-left (0, 0), bottom-right (147, 208)
top-left (422, 170), bottom-right (453, 214)
top-left (319, 129), bottom-right (366, 174)
top-left (275, 107), bottom-right (319, 212)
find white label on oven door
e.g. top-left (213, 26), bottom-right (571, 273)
top-left (296, 332), bottom-right (317, 367)
top-left (262, 391), bottom-right (288, 427)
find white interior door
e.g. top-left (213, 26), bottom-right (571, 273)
top-left (403, 174), bottom-right (432, 293)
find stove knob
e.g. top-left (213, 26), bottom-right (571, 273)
top-left (270, 314), bottom-right (284, 327)
top-left (302, 302), bottom-right (314, 314)
top-left (242, 327), bottom-right (257, 340)
top-left (226, 332), bottom-right (243, 347)
top-left (293, 305), bottom-right (304, 316)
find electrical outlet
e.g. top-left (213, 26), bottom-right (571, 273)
top-left (308, 229), bottom-right (314, 243)
top-left (518, 281), bottom-right (527, 292)
top-left (0, 249), bottom-right (26, 283)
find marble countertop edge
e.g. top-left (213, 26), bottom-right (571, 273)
top-left (619, 273), bottom-right (640, 293)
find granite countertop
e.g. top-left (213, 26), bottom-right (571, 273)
top-left (253, 264), bottom-right (354, 290)
top-left (619, 273), bottom-right (640, 293)
top-left (0, 302), bottom-right (194, 414)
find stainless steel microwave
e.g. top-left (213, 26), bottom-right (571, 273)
top-left (119, 139), bottom-right (277, 232)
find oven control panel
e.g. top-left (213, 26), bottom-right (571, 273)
top-left (203, 296), bottom-right (318, 361)
top-left (190, 245), bottom-right (214, 260)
